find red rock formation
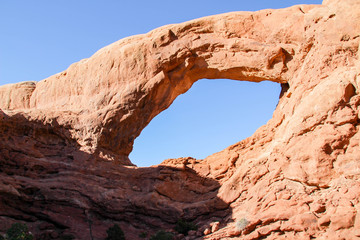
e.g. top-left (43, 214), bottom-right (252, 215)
top-left (0, 0), bottom-right (359, 239)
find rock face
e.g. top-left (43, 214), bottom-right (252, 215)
top-left (1, 0), bottom-right (360, 239)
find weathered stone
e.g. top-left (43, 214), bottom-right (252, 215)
top-left (211, 221), bottom-right (220, 233)
top-left (0, 0), bottom-right (360, 239)
top-left (203, 228), bottom-right (211, 235)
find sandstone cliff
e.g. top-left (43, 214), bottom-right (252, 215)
top-left (0, 0), bottom-right (360, 239)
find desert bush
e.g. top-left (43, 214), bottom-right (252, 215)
top-left (60, 234), bottom-right (75, 240)
top-left (139, 231), bottom-right (147, 238)
top-left (5, 223), bottom-right (33, 240)
top-left (149, 230), bottom-right (174, 240)
top-left (174, 219), bottom-right (197, 235)
top-left (236, 217), bottom-right (249, 231)
top-left (106, 224), bottom-right (125, 240)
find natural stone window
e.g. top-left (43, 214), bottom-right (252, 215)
top-left (130, 79), bottom-right (281, 167)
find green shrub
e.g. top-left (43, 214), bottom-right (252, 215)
top-left (139, 232), bottom-right (147, 238)
top-left (236, 218), bottom-right (249, 231)
top-left (5, 223), bottom-right (33, 240)
top-left (149, 230), bottom-right (174, 240)
top-left (174, 219), bottom-right (197, 235)
top-left (106, 224), bottom-right (125, 240)
top-left (60, 234), bottom-right (75, 240)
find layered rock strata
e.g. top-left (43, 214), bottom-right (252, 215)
top-left (1, 0), bottom-right (360, 239)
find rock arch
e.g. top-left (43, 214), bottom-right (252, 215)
top-left (2, 0), bottom-right (359, 167)
top-left (1, 0), bottom-right (360, 238)
top-left (1, 6), bottom-right (315, 164)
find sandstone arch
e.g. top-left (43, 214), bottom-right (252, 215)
top-left (1, 5), bottom-right (315, 164)
top-left (1, 0), bottom-right (360, 238)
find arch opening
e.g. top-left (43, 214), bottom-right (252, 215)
top-left (129, 79), bottom-right (281, 167)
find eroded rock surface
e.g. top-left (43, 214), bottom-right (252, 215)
top-left (1, 0), bottom-right (360, 239)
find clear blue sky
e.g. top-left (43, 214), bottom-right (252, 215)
top-left (0, 0), bottom-right (322, 167)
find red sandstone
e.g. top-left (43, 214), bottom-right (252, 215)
top-left (0, 0), bottom-right (359, 239)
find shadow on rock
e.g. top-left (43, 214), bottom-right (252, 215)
top-left (0, 110), bottom-right (231, 239)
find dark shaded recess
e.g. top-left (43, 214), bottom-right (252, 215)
top-left (279, 82), bottom-right (290, 98)
top-left (0, 110), bottom-right (231, 239)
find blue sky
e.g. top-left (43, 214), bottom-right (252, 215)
top-left (0, 0), bottom-right (322, 166)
